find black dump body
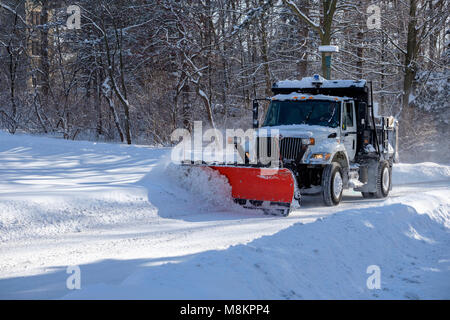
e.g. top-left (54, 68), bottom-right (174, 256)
top-left (271, 78), bottom-right (381, 162)
top-left (272, 79), bottom-right (369, 100)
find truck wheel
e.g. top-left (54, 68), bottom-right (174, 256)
top-left (374, 161), bottom-right (391, 198)
top-left (322, 162), bottom-right (343, 206)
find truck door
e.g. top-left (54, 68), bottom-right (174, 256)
top-left (342, 101), bottom-right (357, 161)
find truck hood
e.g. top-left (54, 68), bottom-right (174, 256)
top-left (257, 124), bottom-right (338, 140)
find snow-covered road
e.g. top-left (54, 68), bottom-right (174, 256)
top-left (0, 132), bottom-right (449, 299)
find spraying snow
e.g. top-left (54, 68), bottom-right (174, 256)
top-left (164, 163), bottom-right (239, 211)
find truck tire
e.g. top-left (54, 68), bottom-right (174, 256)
top-left (322, 162), bottom-right (343, 206)
top-left (374, 161), bottom-right (391, 198)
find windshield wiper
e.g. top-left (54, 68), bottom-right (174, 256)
top-left (303, 108), bottom-right (314, 124)
top-left (327, 106), bottom-right (337, 124)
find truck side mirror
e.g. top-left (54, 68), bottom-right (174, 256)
top-left (252, 100), bottom-right (259, 128)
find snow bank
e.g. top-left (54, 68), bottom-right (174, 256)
top-left (393, 162), bottom-right (450, 184)
top-left (64, 191), bottom-right (450, 299)
top-left (0, 131), bottom-right (167, 241)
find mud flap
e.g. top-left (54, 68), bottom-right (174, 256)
top-left (208, 166), bottom-right (296, 216)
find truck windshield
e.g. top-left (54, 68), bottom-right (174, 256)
top-left (263, 100), bottom-right (340, 128)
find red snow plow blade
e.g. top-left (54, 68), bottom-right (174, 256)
top-left (208, 166), bottom-right (296, 216)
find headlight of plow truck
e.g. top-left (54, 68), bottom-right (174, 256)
top-left (310, 153), bottom-right (331, 162)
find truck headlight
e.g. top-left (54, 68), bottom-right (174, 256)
top-left (311, 153), bottom-right (331, 161)
top-left (302, 138), bottom-right (315, 145)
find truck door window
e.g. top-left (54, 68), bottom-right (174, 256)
top-left (345, 102), bottom-right (354, 128)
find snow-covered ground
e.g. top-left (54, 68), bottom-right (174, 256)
top-left (0, 131), bottom-right (449, 299)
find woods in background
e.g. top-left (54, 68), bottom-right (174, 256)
top-left (0, 0), bottom-right (448, 161)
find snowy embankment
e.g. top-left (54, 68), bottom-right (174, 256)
top-left (66, 194), bottom-right (450, 299)
top-left (0, 131), bottom-right (449, 299)
top-left (393, 162), bottom-right (450, 184)
top-left (0, 132), bottom-right (165, 242)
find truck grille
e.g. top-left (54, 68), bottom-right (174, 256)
top-left (280, 137), bottom-right (303, 160)
top-left (257, 137), bottom-right (303, 161)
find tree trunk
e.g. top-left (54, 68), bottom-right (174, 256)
top-left (95, 69), bottom-right (103, 137)
top-left (402, 0), bottom-right (418, 114)
top-left (39, 2), bottom-right (50, 101)
top-left (259, 0), bottom-right (272, 98)
top-left (282, 0), bottom-right (337, 79)
top-left (319, 0), bottom-right (337, 78)
top-left (197, 86), bottom-right (215, 129)
top-left (104, 89), bottom-right (125, 143)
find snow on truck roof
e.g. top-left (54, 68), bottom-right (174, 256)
top-left (272, 93), bottom-right (348, 101)
top-left (273, 76), bottom-right (366, 89)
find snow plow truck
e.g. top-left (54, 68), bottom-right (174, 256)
top-left (187, 75), bottom-right (399, 216)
